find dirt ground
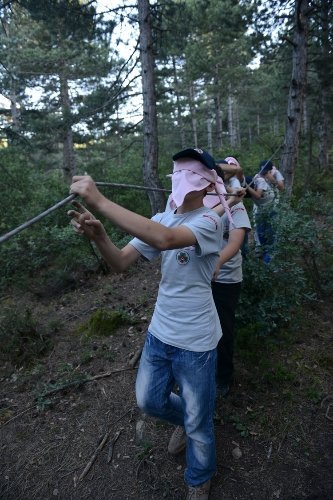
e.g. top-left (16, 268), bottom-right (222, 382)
top-left (0, 258), bottom-right (332, 500)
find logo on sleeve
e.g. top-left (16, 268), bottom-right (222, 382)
top-left (176, 250), bottom-right (190, 265)
top-left (202, 214), bottom-right (218, 230)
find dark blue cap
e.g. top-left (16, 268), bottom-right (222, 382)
top-left (173, 148), bottom-right (216, 170)
top-left (259, 160), bottom-right (273, 174)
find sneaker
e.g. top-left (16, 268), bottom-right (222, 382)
top-left (186, 480), bottom-right (211, 499)
top-left (167, 425), bottom-right (186, 455)
top-left (216, 382), bottom-right (230, 398)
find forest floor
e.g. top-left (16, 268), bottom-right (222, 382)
top-left (0, 258), bottom-right (332, 500)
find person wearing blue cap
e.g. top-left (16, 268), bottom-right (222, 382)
top-left (68, 148), bottom-right (245, 499)
top-left (246, 160), bottom-right (278, 263)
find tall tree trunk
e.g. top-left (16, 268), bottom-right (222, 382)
top-left (59, 72), bottom-right (76, 184)
top-left (214, 92), bottom-right (223, 150)
top-left (227, 88), bottom-right (238, 149)
top-left (207, 113), bottom-right (213, 155)
top-left (189, 83), bottom-right (198, 147)
top-left (9, 79), bottom-right (20, 132)
top-left (317, 0), bottom-right (331, 171)
top-left (302, 95), bottom-right (308, 135)
top-left (248, 125), bottom-right (252, 144)
top-left (213, 68), bottom-right (223, 150)
top-left (256, 112), bottom-right (260, 136)
top-left (280, 0), bottom-right (309, 195)
top-left (235, 99), bottom-right (240, 147)
top-left (137, 0), bottom-right (165, 214)
top-left (172, 56), bottom-right (186, 149)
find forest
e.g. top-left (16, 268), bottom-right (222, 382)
top-left (0, 1), bottom-right (332, 499)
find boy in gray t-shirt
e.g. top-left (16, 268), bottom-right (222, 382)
top-left (68, 148), bottom-right (242, 499)
top-left (211, 201), bottom-right (251, 397)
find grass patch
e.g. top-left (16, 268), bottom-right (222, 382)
top-left (78, 308), bottom-right (136, 338)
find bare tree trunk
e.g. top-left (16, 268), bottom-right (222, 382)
top-left (280, 0), bottom-right (309, 195)
top-left (213, 68), bottom-right (223, 150)
top-left (227, 88), bottom-right (238, 149)
top-left (189, 84), bottom-right (198, 147)
top-left (59, 72), bottom-right (76, 184)
top-left (214, 92), bottom-right (223, 150)
top-left (9, 79), bottom-right (20, 132)
top-left (207, 113), bottom-right (213, 155)
top-left (248, 125), bottom-right (252, 144)
top-left (235, 100), bottom-right (240, 147)
top-left (137, 0), bottom-right (165, 214)
top-left (317, 0), bottom-right (331, 170)
top-left (256, 112), bottom-right (260, 136)
top-left (302, 95), bottom-right (308, 135)
top-left (172, 56), bottom-right (186, 148)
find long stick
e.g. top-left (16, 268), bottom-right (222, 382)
top-left (0, 183), bottom-right (238, 244)
top-left (0, 194), bottom-right (76, 243)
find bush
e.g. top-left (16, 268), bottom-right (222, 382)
top-left (237, 192), bottom-right (332, 335)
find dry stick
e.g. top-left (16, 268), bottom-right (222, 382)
top-left (0, 183), bottom-right (237, 244)
top-left (77, 430), bottom-right (111, 483)
top-left (39, 367), bottom-right (134, 399)
top-left (2, 405), bottom-right (35, 426)
top-left (77, 409), bottom-right (131, 483)
top-left (107, 429), bottom-right (122, 463)
top-left (97, 181), bottom-right (237, 196)
top-left (128, 347), bottom-right (143, 368)
top-left (0, 193), bottom-right (76, 243)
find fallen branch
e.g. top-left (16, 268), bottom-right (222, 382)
top-left (2, 405), bottom-right (34, 426)
top-left (77, 409), bottom-right (131, 484)
top-left (38, 367), bottom-right (134, 400)
top-left (129, 347), bottom-right (142, 368)
top-left (4, 367), bottom-right (137, 427)
top-left (107, 429), bottom-right (122, 463)
top-left (77, 429), bottom-right (111, 483)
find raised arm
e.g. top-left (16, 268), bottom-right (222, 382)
top-left (69, 176), bottom-right (197, 250)
top-left (212, 188), bottom-right (246, 216)
top-left (246, 183), bottom-right (263, 200)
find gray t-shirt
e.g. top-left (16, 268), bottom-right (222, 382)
top-left (129, 207), bottom-right (223, 352)
top-left (215, 202), bottom-right (251, 284)
top-left (253, 175), bottom-right (276, 207)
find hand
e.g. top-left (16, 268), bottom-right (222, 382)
top-left (212, 262), bottom-right (221, 281)
top-left (229, 188), bottom-right (246, 206)
top-left (67, 201), bottom-right (107, 242)
top-left (69, 175), bottom-right (103, 209)
top-left (265, 172), bottom-right (276, 184)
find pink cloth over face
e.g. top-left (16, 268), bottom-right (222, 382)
top-left (203, 176), bottom-right (224, 209)
top-left (171, 159), bottom-right (234, 226)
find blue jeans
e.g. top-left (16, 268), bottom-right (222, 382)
top-left (136, 331), bottom-right (217, 486)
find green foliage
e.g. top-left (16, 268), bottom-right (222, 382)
top-left (238, 193), bottom-right (332, 336)
top-left (226, 414), bottom-right (250, 437)
top-left (0, 307), bottom-right (53, 367)
top-left (35, 370), bottom-right (89, 411)
top-left (78, 308), bottom-right (135, 339)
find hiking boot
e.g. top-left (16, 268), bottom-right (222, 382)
top-left (186, 479), bottom-right (211, 499)
top-left (167, 425), bottom-right (186, 455)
